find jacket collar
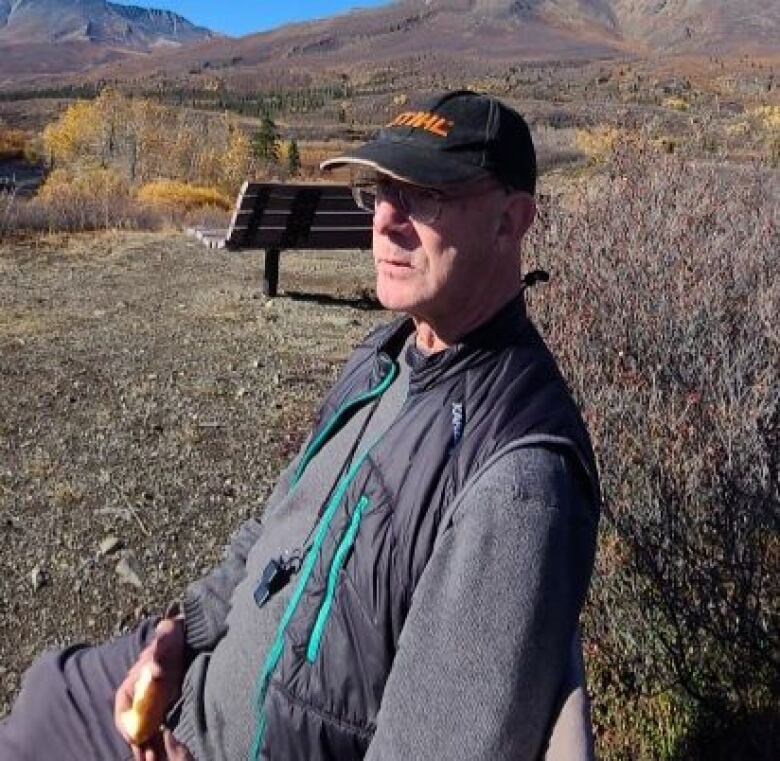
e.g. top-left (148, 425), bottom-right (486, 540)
top-left (374, 295), bottom-right (531, 394)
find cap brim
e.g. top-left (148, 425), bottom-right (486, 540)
top-left (320, 139), bottom-right (489, 187)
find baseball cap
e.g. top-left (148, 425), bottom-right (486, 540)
top-left (320, 90), bottom-right (536, 194)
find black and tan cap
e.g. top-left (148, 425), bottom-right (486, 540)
top-left (321, 89), bottom-right (536, 194)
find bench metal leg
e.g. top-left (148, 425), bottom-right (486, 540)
top-left (263, 248), bottom-right (280, 297)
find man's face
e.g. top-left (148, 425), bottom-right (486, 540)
top-left (370, 177), bottom-right (511, 325)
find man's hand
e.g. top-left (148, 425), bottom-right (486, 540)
top-left (114, 616), bottom-right (189, 761)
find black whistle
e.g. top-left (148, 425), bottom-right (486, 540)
top-left (254, 556), bottom-right (297, 608)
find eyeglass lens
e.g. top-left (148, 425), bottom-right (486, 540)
top-left (352, 182), bottom-right (440, 223)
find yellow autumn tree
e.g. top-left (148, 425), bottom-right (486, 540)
top-left (43, 100), bottom-right (102, 166)
top-left (131, 98), bottom-right (171, 183)
top-left (220, 118), bottom-right (252, 193)
top-left (41, 88), bottom-right (254, 193)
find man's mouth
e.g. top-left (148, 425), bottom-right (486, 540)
top-left (379, 258), bottom-right (413, 269)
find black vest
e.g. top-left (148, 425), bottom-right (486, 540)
top-left (252, 297), bottom-right (600, 760)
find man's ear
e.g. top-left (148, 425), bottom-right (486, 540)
top-left (497, 192), bottom-right (536, 242)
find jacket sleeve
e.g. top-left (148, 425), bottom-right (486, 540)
top-left (181, 444), bottom-right (307, 652)
top-left (364, 445), bottom-right (599, 761)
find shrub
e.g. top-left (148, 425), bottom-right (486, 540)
top-left (39, 166), bottom-right (130, 205)
top-left (2, 167), bottom-right (160, 236)
top-left (137, 180), bottom-right (232, 213)
top-left (751, 104), bottom-right (780, 130)
top-left (0, 195), bottom-right (161, 238)
top-left (575, 126), bottom-right (627, 164)
top-left (526, 141), bottom-right (779, 759)
top-left (662, 96), bottom-right (690, 112)
top-left (0, 128), bottom-right (30, 161)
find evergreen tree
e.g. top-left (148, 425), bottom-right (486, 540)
top-left (251, 114), bottom-right (279, 163)
top-left (286, 138), bottom-right (301, 176)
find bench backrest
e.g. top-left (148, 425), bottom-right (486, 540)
top-left (225, 182), bottom-right (373, 251)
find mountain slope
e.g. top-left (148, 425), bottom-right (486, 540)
top-left (1, 1), bottom-right (777, 87)
top-left (153, 0), bottom-right (778, 74)
top-left (0, 0), bottom-right (214, 48)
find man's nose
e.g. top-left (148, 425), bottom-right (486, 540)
top-left (373, 194), bottom-right (412, 234)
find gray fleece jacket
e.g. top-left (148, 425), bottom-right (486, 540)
top-left (173, 335), bottom-right (598, 761)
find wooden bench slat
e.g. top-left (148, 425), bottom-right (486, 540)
top-left (230, 209), bottom-right (372, 229)
top-left (237, 194), bottom-right (363, 214)
top-left (226, 227), bottom-right (372, 250)
top-left (241, 182), bottom-right (354, 199)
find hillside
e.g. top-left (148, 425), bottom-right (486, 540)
top-left (1, 0), bottom-right (778, 89)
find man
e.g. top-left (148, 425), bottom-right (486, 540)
top-left (1, 90), bottom-right (600, 761)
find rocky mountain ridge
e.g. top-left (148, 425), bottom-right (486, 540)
top-left (0, 0), bottom-right (214, 48)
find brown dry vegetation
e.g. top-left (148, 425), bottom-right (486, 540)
top-left (526, 144), bottom-right (778, 759)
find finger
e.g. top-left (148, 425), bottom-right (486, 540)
top-left (115, 681), bottom-right (133, 718)
top-left (114, 677), bottom-right (137, 742)
top-left (142, 730), bottom-right (166, 761)
top-left (143, 658), bottom-right (165, 681)
top-left (163, 729), bottom-right (179, 757)
top-left (163, 730), bottom-right (192, 761)
top-left (155, 617), bottom-right (178, 637)
top-left (151, 620), bottom-right (183, 660)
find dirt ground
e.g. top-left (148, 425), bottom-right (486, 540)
top-left (0, 231), bottom-right (384, 716)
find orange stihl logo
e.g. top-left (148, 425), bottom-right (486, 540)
top-left (387, 111), bottom-right (454, 137)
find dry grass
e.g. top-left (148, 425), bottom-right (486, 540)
top-left (0, 193), bottom-right (162, 238)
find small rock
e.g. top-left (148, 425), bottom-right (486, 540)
top-left (115, 553), bottom-right (144, 589)
top-left (30, 565), bottom-right (47, 592)
top-left (98, 535), bottom-right (122, 557)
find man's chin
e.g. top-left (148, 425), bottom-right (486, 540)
top-left (376, 282), bottom-right (416, 314)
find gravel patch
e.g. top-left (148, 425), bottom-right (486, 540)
top-left (0, 231), bottom-right (383, 716)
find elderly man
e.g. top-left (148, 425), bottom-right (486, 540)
top-left (1, 90), bottom-right (599, 761)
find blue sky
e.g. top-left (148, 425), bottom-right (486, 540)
top-left (122, 1), bottom-right (393, 37)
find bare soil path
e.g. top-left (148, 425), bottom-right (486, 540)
top-left (0, 231), bottom-right (381, 716)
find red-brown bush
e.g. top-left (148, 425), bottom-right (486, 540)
top-left (526, 142), bottom-right (778, 759)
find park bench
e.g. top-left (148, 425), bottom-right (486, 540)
top-left (189, 181), bottom-right (373, 297)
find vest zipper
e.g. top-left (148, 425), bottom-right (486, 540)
top-left (290, 354), bottom-right (397, 491)
top-left (306, 494), bottom-right (369, 663)
top-left (248, 359), bottom-right (398, 761)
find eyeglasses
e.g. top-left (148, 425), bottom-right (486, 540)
top-left (352, 180), bottom-right (446, 224)
top-left (352, 177), bottom-right (511, 225)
